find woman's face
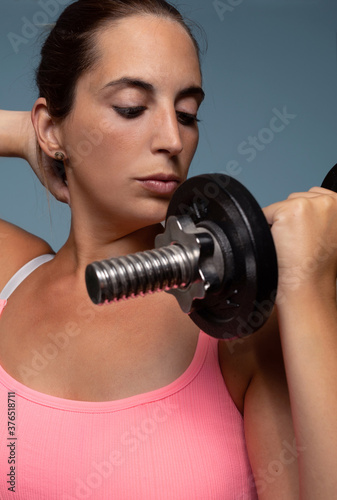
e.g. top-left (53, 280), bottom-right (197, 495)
top-left (58, 15), bottom-right (203, 230)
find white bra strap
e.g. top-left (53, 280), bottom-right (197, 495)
top-left (0, 254), bottom-right (55, 300)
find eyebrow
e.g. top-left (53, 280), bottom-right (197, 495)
top-left (101, 77), bottom-right (205, 103)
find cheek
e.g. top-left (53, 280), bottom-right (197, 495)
top-left (96, 120), bottom-right (146, 161)
top-left (183, 129), bottom-right (199, 163)
top-left (63, 115), bottom-right (145, 169)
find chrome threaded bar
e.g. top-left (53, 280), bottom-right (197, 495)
top-left (85, 244), bottom-right (195, 305)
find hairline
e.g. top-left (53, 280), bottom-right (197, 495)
top-left (87, 12), bottom-right (201, 74)
top-left (62, 13), bottom-right (202, 116)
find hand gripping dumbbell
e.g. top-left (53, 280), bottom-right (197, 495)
top-left (85, 165), bottom-right (337, 340)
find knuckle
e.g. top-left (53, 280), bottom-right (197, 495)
top-left (320, 194), bottom-right (336, 212)
top-left (288, 198), bottom-right (310, 217)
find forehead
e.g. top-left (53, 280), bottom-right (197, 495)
top-left (85, 15), bottom-right (202, 90)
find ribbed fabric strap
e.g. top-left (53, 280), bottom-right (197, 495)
top-left (0, 299), bottom-right (6, 315)
top-left (0, 254), bottom-right (55, 300)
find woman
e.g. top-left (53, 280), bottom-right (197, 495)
top-left (0, 0), bottom-right (337, 498)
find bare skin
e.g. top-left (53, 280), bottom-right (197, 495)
top-left (1, 15), bottom-right (337, 499)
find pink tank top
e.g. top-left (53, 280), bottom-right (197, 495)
top-left (0, 255), bottom-right (257, 499)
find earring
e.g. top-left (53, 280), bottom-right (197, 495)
top-left (54, 151), bottom-right (65, 161)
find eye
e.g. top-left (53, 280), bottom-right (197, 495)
top-left (176, 111), bottom-right (200, 126)
top-left (113, 106), bottom-right (147, 119)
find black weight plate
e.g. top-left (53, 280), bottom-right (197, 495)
top-left (321, 164), bottom-right (337, 192)
top-left (167, 174), bottom-right (278, 340)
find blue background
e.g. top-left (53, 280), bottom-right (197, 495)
top-left (1, 0), bottom-right (337, 250)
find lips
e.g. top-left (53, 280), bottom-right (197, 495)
top-left (138, 174), bottom-right (181, 183)
top-left (136, 174), bottom-right (181, 195)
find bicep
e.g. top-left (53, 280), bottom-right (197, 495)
top-left (244, 325), bottom-right (299, 499)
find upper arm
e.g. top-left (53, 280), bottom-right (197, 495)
top-left (244, 315), bottom-right (299, 499)
top-left (219, 312), bottom-right (299, 499)
top-left (0, 218), bottom-right (54, 291)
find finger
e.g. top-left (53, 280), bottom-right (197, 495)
top-left (262, 196), bottom-right (317, 225)
top-left (308, 186), bottom-right (337, 196)
top-left (42, 171), bottom-right (70, 205)
top-left (287, 191), bottom-right (322, 200)
top-left (285, 187), bottom-right (337, 200)
top-left (51, 179), bottom-right (70, 205)
top-left (39, 154), bottom-right (70, 204)
top-left (262, 201), bottom-right (285, 225)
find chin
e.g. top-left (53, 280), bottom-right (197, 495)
top-left (139, 197), bottom-right (170, 222)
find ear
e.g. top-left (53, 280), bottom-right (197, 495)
top-left (31, 97), bottom-right (64, 158)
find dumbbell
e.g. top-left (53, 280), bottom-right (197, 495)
top-left (85, 164), bottom-right (337, 340)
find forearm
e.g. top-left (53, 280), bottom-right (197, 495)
top-left (277, 284), bottom-right (337, 499)
top-left (0, 110), bottom-right (31, 158)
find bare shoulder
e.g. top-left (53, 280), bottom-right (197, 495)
top-left (218, 310), bottom-right (282, 413)
top-left (0, 218), bottom-right (54, 291)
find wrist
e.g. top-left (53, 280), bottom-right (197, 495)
top-left (276, 275), bottom-right (336, 310)
top-left (0, 110), bottom-right (31, 158)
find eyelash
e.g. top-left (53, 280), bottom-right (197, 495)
top-left (177, 112), bottom-right (200, 126)
top-left (112, 106), bottom-right (200, 126)
top-left (113, 106), bottom-right (146, 118)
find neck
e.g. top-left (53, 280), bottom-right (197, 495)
top-left (56, 218), bottom-right (164, 278)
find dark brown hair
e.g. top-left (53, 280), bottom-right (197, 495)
top-left (36, 0), bottom-right (202, 120)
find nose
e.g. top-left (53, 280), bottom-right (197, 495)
top-left (151, 106), bottom-right (183, 158)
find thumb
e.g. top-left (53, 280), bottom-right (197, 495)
top-left (262, 201), bottom-right (284, 226)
